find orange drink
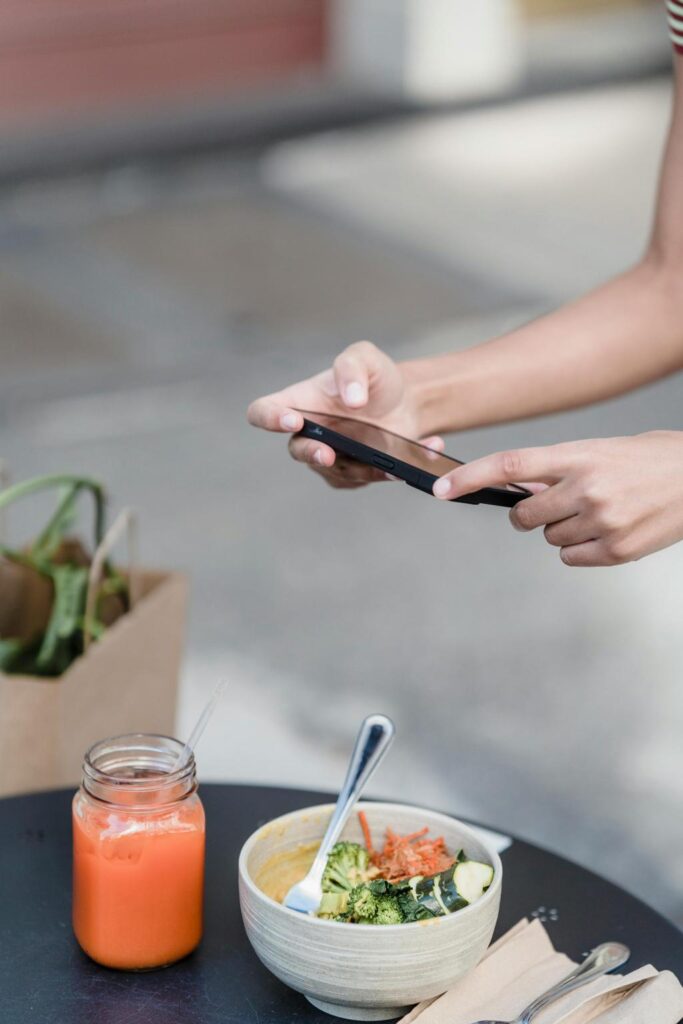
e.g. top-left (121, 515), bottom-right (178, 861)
top-left (72, 734), bottom-right (205, 970)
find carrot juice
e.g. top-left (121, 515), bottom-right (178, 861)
top-left (72, 734), bottom-right (205, 970)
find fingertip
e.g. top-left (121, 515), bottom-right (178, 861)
top-left (433, 477), bottom-right (452, 499)
top-left (313, 445), bottom-right (335, 468)
top-left (280, 410), bottom-right (303, 432)
top-left (333, 345), bottom-right (371, 408)
top-left (246, 400), bottom-right (261, 427)
top-left (423, 436), bottom-right (445, 452)
top-left (343, 382), bottom-right (367, 408)
top-left (509, 502), bottom-right (529, 531)
top-left (519, 482), bottom-right (549, 494)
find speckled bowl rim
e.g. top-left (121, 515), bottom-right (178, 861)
top-left (238, 800), bottom-right (503, 932)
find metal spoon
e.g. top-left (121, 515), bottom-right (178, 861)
top-left (470, 941), bottom-right (630, 1024)
top-left (283, 713), bottom-right (395, 914)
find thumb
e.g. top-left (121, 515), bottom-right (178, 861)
top-left (332, 341), bottom-right (382, 409)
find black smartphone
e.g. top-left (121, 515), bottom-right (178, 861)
top-left (295, 411), bottom-right (531, 508)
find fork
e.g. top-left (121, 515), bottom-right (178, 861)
top-left (470, 940), bottom-right (630, 1024)
top-left (283, 713), bottom-right (395, 914)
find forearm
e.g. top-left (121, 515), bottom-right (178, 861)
top-left (406, 257), bottom-right (683, 437)
top-left (407, 53), bottom-right (683, 439)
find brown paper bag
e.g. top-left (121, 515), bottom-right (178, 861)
top-left (0, 508), bottom-right (187, 797)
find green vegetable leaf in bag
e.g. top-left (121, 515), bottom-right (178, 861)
top-left (31, 485), bottom-right (79, 565)
top-left (35, 565), bottom-right (89, 676)
top-left (0, 474), bottom-right (123, 677)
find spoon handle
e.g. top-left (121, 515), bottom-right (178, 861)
top-left (306, 714), bottom-right (395, 887)
top-left (516, 942), bottom-right (630, 1023)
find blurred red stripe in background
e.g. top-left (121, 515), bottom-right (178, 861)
top-left (0, 0), bottom-right (328, 125)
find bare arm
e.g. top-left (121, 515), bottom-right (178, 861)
top-left (426, 63), bottom-right (683, 567)
top-left (248, 55), bottom-right (683, 566)
top-left (408, 57), bottom-right (683, 437)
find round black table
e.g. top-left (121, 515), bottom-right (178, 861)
top-left (1, 783), bottom-right (681, 1023)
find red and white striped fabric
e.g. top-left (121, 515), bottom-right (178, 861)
top-left (667, 0), bottom-right (683, 54)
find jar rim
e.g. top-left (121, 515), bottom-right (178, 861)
top-left (82, 733), bottom-right (196, 804)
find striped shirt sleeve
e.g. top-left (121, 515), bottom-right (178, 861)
top-left (667, 0), bottom-right (683, 54)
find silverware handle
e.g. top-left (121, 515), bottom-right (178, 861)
top-left (517, 942), bottom-right (630, 1023)
top-left (307, 714), bottom-right (395, 885)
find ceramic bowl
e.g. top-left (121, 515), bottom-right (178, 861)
top-left (238, 801), bottom-right (502, 1021)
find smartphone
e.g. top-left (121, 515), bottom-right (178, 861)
top-left (295, 411), bottom-right (531, 508)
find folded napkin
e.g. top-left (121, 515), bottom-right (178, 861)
top-left (401, 918), bottom-right (683, 1024)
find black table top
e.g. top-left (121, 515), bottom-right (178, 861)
top-left (1, 783), bottom-right (681, 1023)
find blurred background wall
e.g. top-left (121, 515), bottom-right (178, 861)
top-left (0, 0), bottom-right (671, 176)
top-left (1, 0), bottom-right (681, 924)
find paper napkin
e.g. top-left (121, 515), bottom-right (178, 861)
top-left (401, 918), bottom-right (683, 1024)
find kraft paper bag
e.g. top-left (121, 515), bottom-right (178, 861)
top-left (0, 564), bottom-right (187, 797)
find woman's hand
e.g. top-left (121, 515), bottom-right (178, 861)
top-left (432, 431), bottom-right (683, 566)
top-left (247, 341), bottom-right (443, 488)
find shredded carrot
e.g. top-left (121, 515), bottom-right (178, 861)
top-left (358, 810), bottom-right (374, 857)
top-left (358, 813), bottom-right (455, 882)
top-left (399, 828), bottom-right (429, 843)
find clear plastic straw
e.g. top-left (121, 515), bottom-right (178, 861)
top-left (176, 679), bottom-right (227, 768)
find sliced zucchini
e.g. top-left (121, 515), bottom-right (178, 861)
top-left (407, 860), bottom-right (493, 917)
top-left (452, 861), bottom-right (494, 905)
top-left (413, 874), bottom-right (447, 916)
top-left (435, 866), bottom-right (468, 913)
top-left (394, 880), bottom-right (437, 922)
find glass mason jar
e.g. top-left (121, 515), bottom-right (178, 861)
top-left (72, 733), bottom-right (205, 970)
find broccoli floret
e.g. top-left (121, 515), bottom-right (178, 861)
top-left (346, 881), bottom-right (404, 925)
top-left (316, 891), bottom-right (350, 920)
top-left (376, 901), bottom-right (403, 926)
top-left (348, 885), bottom-right (377, 921)
top-left (322, 842), bottom-right (371, 893)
